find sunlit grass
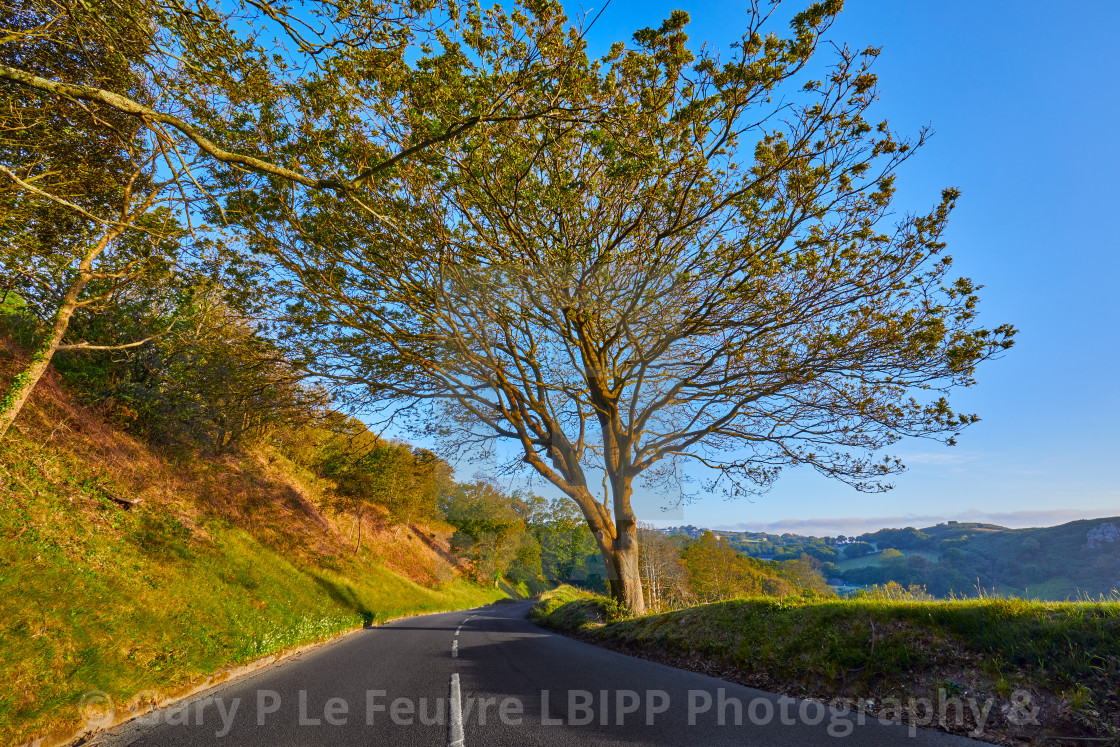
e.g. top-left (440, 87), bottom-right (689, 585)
top-left (532, 586), bottom-right (1120, 739)
top-left (0, 435), bottom-right (501, 745)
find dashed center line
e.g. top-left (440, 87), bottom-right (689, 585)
top-left (448, 615), bottom-right (474, 743)
top-left (448, 673), bottom-right (464, 747)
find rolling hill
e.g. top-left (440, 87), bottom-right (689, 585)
top-left (674, 517), bottom-right (1120, 600)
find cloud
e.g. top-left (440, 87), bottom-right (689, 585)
top-left (711, 508), bottom-right (1117, 537)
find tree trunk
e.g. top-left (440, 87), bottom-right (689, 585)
top-left (570, 482), bottom-right (648, 615)
top-left (354, 509), bottom-right (363, 554)
top-left (0, 226), bottom-right (119, 442)
top-left (605, 521), bottom-right (645, 614)
top-left (609, 472), bottom-right (646, 615)
top-left (0, 282), bottom-right (85, 441)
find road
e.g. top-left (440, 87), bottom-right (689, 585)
top-left (89, 600), bottom-right (985, 746)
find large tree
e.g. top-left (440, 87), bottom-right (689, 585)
top-left (0, 0), bottom-right (592, 439)
top-left (240, 0), bottom-right (1015, 612)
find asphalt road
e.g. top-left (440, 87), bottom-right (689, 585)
top-left (88, 600), bottom-right (985, 746)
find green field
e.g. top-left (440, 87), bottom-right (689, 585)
top-left (835, 549), bottom-right (941, 571)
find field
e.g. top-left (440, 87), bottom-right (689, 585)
top-left (835, 549), bottom-right (941, 571)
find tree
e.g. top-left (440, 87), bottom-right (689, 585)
top-left (124, 292), bottom-right (323, 453)
top-left (528, 495), bottom-right (599, 585)
top-left (317, 416), bottom-right (385, 553)
top-left (441, 481), bottom-right (526, 586)
top-left (315, 417), bottom-right (453, 550)
top-left (506, 532), bottom-right (544, 589)
top-left (906, 553), bottom-right (931, 569)
top-left (682, 531), bottom-right (792, 601)
top-left (779, 552), bottom-right (831, 595)
top-left (880, 547), bottom-right (905, 566)
top-left (865, 526), bottom-right (931, 550)
top-left (0, 0), bottom-right (593, 439)
top-left (402, 448), bottom-right (456, 529)
top-left (362, 444), bottom-right (452, 534)
top-left (0, 0), bottom-right (187, 438)
top-left (637, 524), bottom-right (691, 611)
top-left (262, 2), bottom-right (1015, 612)
top-left (844, 541), bottom-right (875, 558)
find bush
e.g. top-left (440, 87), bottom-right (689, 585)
top-left (529, 585), bottom-right (627, 629)
top-left (844, 542), bottom-right (875, 558)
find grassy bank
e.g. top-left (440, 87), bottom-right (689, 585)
top-left (0, 362), bottom-right (503, 746)
top-left (531, 587), bottom-right (1120, 744)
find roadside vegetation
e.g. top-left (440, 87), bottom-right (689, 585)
top-left (0, 319), bottom-right (597, 744)
top-left (0, 342), bottom-right (509, 745)
top-left (531, 586), bottom-right (1120, 743)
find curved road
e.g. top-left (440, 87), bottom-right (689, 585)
top-left (90, 601), bottom-right (984, 746)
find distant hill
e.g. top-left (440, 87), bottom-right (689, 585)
top-left (667, 518), bottom-right (1120, 600)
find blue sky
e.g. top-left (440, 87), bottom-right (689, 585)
top-left (557, 0), bottom-right (1119, 534)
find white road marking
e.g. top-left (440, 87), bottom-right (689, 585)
top-left (449, 673), bottom-right (465, 747)
top-left (451, 639), bottom-right (458, 657)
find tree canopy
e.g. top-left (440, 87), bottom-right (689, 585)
top-left (0, 0), bottom-right (598, 438)
top-left (242, 1), bottom-right (1014, 612)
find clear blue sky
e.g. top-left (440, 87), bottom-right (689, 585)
top-left (427, 1), bottom-right (1119, 535)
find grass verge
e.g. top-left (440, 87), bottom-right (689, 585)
top-left (530, 587), bottom-right (1120, 744)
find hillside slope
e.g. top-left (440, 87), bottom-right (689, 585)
top-left (707, 517), bottom-right (1120, 600)
top-left (921, 520), bottom-right (1120, 598)
top-left (832, 520), bottom-right (1120, 599)
top-left (0, 338), bottom-right (502, 746)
